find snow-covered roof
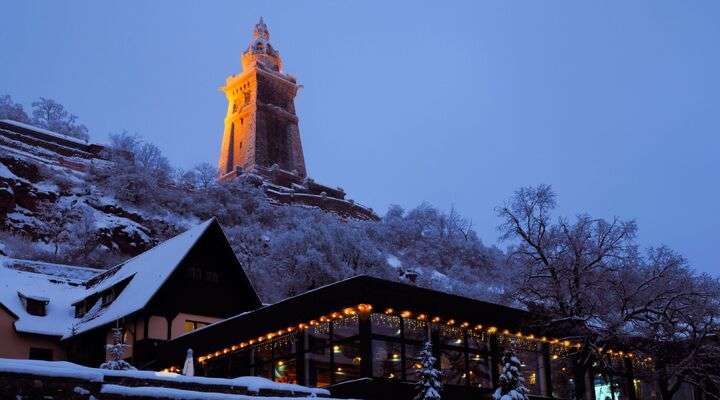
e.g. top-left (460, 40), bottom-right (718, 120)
top-left (69, 219), bottom-right (215, 338)
top-left (0, 258), bottom-right (93, 336)
top-left (0, 219), bottom-right (218, 339)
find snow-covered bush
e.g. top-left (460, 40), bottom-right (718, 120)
top-left (414, 341), bottom-right (442, 400)
top-left (100, 328), bottom-right (136, 370)
top-left (31, 97), bottom-right (89, 141)
top-left (492, 350), bottom-right (529, 400)
top-left (0, 94), bottom-right (30, 123)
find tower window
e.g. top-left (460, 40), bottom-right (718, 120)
top-left (232, 103), bottom-right (238, 113)
top-left (240, 118), bottom-right (244, 125)
top-left (226, 123), bottom-right (235, 173)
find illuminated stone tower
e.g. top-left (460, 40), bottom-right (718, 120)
top-left (218, 17), bottom-right (306, 179)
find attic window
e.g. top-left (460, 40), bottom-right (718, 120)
top-left (17, 292), bottom-right (48, 317)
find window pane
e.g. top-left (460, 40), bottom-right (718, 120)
top-left (404, 343), bottom-right (424, 381)
top-left (307, 346), bottom-right (332, 387)
top-left (594, 374), bottom-right (631, 400)
top-left (228, 350), bottom-right (252, 377)
top-left (334, 340), bottom-right (361, 383)
top-left (403, 319), bottom-right (429, 341)
top-left (440, 349), bottom-right (465, 385)
top-left (439, 325), bottom-right (465, 347)
top-left (550, 354), bottom-right (574, 399)
top-left (467, 331), bottom-right (488, 352)
top-left (274, 358), bottom-right (297, 384)
top-left (333, 315), bottom-right (359, 340)
top-left (516, 350), bottom-right (542, 394)
top-left (371, 314), bottom-right (401, 337)
top-left (468, 353), bottom-right (492, 389)
top-left (632, 366), bottom-right (658, 400)
top-left (203, 356), bottom-right (228, 377)
top-left (253, 345), bottom-right (273, 366)
top-left (251, 344), bottom-right (273, 379)
top-left (372, 340), bottom-right (402, 380)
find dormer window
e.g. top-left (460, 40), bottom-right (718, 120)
top-left (101, 290), bottom-right (116, 307)
top-left (17, 292), bottom-right (49, 317)
top-left (75, 302), bottom-right (88, 318)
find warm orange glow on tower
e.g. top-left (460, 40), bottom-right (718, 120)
top-left (218, 17), bottom-right (306, 179)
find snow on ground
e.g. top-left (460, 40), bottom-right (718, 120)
top-left (386, 255), bottom-right (402, 269)
top-left (0, 160), bottom-right (26, 182)
top-left (0, 358), bottom-right (332, 398)
top-left (100, 385), bottom-right (327, 400)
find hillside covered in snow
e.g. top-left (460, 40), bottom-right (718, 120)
top-left (0, 99), bottom-right (510, 304)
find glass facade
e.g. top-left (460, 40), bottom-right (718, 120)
top-left (550, 353), bottom-right (575, 399)
top-left (198, 310), bottom-right (645, 398)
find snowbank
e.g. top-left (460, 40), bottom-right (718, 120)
top-left (0, 358), bottom-right (332, 398)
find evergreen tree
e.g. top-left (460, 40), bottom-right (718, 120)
top-left (99, 328), bottom-right (136, 370)
top-left (414, 341), bottom-right (442, 400)
top-left (492, 350), bottom-right (529, 400)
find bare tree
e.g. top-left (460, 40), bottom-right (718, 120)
top-left (0, 94), bottom-right (30, 123)
top-left (497, 185), bottom-right (720, 400)
top-left (629, 270), bottom-right (720, 400)
top-left (31, 97), bottom-right (89, 141)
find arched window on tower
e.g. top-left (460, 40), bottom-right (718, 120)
top-left (226, 123), bottom-right (235, 174)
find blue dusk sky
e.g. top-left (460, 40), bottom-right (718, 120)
top-left (2, 1), bottom-right (718, 275)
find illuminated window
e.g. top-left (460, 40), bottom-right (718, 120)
top-left (440, 349), bottom-right (465, 385)
top-left (274, 358), bottom-right (297, 384)
top-left (551, 354), bottom-right (575, 399)
top-left (333, 340), bottom-right (361, 383)
top-left (372, 340), bottom-right (402, 380)
top-left (515, 349), bottom-right (543, 394)
top-left (468, 353), bottom-right (492, 388)
top-left (404, 343), bottom-right (424, 380)
top-left (183, 320), bottom-right (209, 333)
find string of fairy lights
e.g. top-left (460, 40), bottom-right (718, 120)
top-left (168, 304), bottom-right (652, 373)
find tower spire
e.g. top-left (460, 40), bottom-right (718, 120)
top-left (253, 16), bottom-right (270, 40)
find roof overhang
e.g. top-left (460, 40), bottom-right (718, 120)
top-left (157, 275), bottom-right (531, 367)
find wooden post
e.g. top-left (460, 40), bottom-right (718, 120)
top-left (295, 331), bottom-right (307, 386)
top-left (540, 342), bottom-right (553, 397)
top-left (489, 334), bottom-right (500, 389)
top-left (624, 357), bottom-right (638, 400)
top-left (359, 311), bottom-right (372, 378)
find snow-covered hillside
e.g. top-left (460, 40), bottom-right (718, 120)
top-left (0, 121), bottom-right (510, 305)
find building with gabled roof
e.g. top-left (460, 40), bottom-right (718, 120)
top-left (0, 218), bottom-right (261, 368)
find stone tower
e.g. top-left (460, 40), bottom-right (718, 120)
top-left (218, 17), bottom-right (307, 179)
